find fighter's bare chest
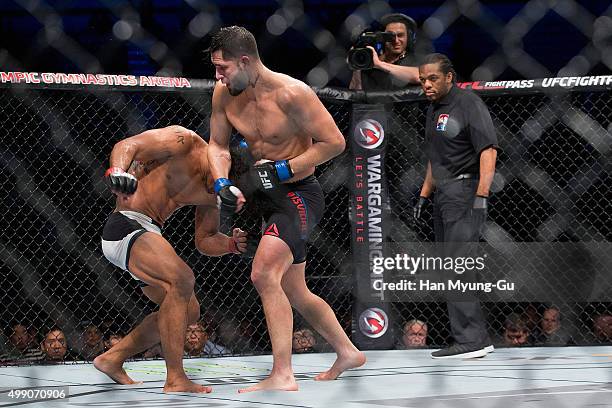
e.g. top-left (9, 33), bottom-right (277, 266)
top-left (227, 100), bottom-right (294, 142)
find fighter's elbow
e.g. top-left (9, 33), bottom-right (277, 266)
top-left (195, 239), bottom-right (207, 255)
top-left (113, 139), bottom-right (136, 156)
top-left (331, 134), bottom-right (346, 155)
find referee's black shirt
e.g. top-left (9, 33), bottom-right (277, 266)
top-left (425, 85), bottom-right (498, 182)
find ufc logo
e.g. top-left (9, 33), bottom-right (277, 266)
top-left (258, 170), bottom-right (273, 189)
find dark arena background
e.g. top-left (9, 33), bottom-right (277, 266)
top-left (0, 1), bottom-right (611, 408)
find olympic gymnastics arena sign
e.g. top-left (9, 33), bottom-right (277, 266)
top-left (0, 71), bottom-right (192, 88)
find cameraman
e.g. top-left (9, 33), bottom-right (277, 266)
top-left (349, 13), bottom-right (420, 91)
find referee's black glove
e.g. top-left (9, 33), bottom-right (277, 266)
top-left (472, 195), bottom-right (488, 219)
top-left (413, 196), bottom-right (429, 221)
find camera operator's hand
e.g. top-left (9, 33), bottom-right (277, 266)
top-left (366, 46), bottom-right (384, 69)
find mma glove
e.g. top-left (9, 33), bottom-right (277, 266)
top-left (104, 167), bottom-right (138, 195)
top-left (250, 160), bottom-right (294, 191)
top-left (413, 196), bottom-right (429, 221)
top-left (214, 178), bottom-right (243, 214)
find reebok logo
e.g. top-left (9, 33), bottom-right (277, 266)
top-left (265, 223), bottom-right (279, 237)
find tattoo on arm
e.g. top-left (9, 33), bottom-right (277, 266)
top-left (128, 160), bottom-right (157, 176)
top-left (142, 160), bottom-right (156, 174)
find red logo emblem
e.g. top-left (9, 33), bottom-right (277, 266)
top-left (358, 308), bottom-right (388, 338)
top-left (264, 223), bottom-right (279, 237)
top-left (436, 114), bottom-right (449, 131)
top-left (354, 119), bottom-right (385, 149)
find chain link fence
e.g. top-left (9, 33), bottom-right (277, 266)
top-left (0, 79), bottom-right (610, 366)
top-left (0, 83), bottom-right (358, 365)
top-left (384, 86), bottom-right (612, 349)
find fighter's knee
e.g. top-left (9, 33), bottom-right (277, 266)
top-left (166, 266), bottom-right (195, 296)
top-left (188, 299), bottom-right (201, 323)
top-left (250, 266), bottom-right (280, 291)
top-left (250, 269), bottom-right (266, 289)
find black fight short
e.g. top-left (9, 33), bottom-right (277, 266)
top-left (259, 175), bottom-right (325, 264)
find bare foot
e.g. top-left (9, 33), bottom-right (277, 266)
top-left (93, 354), bottom-right (142, 385)
top-left (238, 375), bottom-right (298, 393)
top-left (164, 378), bottom-right (212, 394)
top-left (315, 350), bottom-right (366, 381)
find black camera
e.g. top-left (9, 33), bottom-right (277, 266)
top-left (348, 31), bottom-right (396, 71)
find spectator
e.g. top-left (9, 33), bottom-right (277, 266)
top-left (349, 13), bottom-right (420, 91)
top-left (523, 303), bottom-right (540, 332)
top-left (502, 314), bottom-right (530, 347)
top-left (399, 319), bottom-right (428, 349)
top-left (0, 323), bottom-right (44, 364)
top-left (593, 314), bottom-right (612, 343)
top-left (99, 318), bottom-right (118, 337)
top-left (184, 321), bottom-right (230, 357)
top-left (534, 307), bottom-right (571, 346)
top-left (238, 319), bottom-right (255, 339)
top-left (292, 328), bottom-right (316, 353)
top-left (104, 333), bottom-right (124, 351)
top-left (41, 327), bottom-right (73, 363)
top-left (217, 319), bottom-right (253, 354)
top-left (80, 324), bottom-right (105, 360)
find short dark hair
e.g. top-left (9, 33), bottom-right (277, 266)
top-left (380, 13), bottom-right (417, 52)
top-left (504, 313), bottom-right (528, 332)
top-left (209, 26), bottom-right (259, 60)
top-left (5, 322), bottom-right (27, 337)
top-left (420, 53), bottom-right (457, 83)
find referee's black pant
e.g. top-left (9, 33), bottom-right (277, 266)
top-left (433, 177), bottom-right (490, 346)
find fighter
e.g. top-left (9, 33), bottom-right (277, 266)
top-left (95, 125), bottom-right (248, 393)
top-left (207, 26), bottom-right (366, 393)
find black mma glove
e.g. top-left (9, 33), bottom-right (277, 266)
top-left (104, 167), bottom-right (138, 195)
top-left (214, 178), bottom-right (243, 214)
top-left (413, 196), bottom-right (429, 221)
top-left (250, 160), bottom-right (294, 191)
top-left (472, 195), bottom-right (488, 219)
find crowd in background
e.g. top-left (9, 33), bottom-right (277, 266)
top-left (0, 0), bottom-right (610, 368)
top-left (4, 303), bottom-right (610, 365)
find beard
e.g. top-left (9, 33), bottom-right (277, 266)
top-left (228, 70), bottom-right (249, 96)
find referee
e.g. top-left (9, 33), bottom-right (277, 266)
top-left (414, 53), bottom-right (498, 359)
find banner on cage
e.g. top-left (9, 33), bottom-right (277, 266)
top-left (349, 104), bottom-right (395, 349)
top-left (0, 71), bottom-right (193, 89)
top-left (457, 74), bottom-right (612, 93)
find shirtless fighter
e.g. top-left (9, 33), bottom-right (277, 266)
top-left (95, 125), bottom-right (248, 393)
top-left (207, 26), bottom-right (366, 393)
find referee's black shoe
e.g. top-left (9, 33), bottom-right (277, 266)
top-left (431, 343), bottom-right (492, 359)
